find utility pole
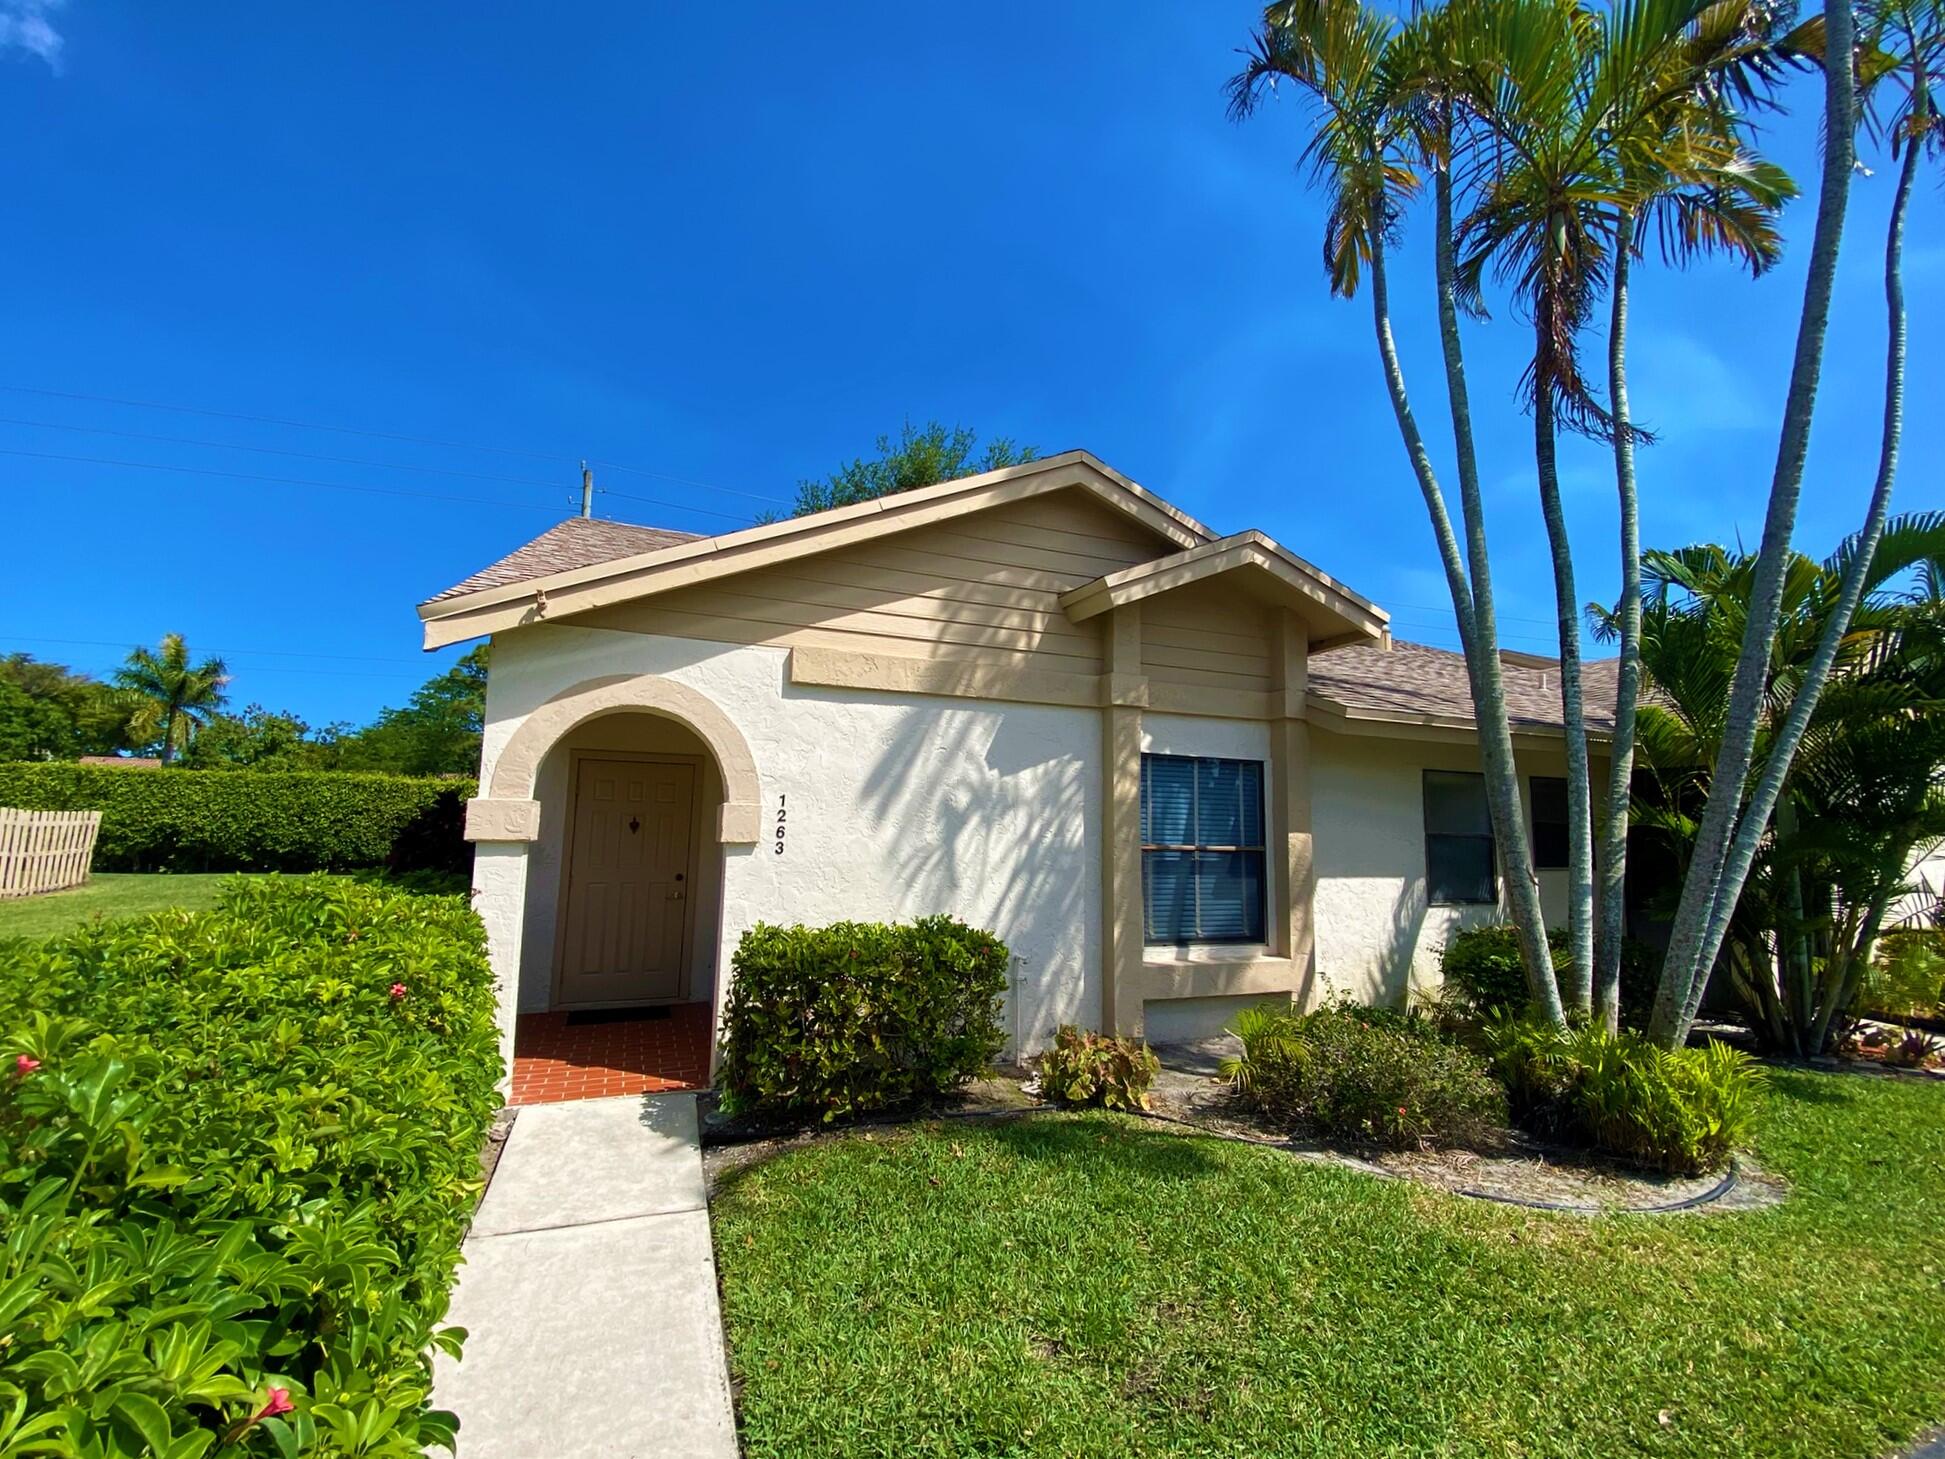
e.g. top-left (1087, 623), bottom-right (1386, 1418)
top-left (580, 461), bottom-right (594, 518)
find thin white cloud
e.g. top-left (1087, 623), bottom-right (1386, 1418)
top-left (1629, 331), bottom-right (1768, 436)
top-left (0, 0), bottom-right (67, 72)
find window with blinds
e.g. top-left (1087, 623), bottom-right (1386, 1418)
top-left (1140, 754), bottom-right (1267, 944)
top-left (1424, 769), bottom-right (1497, 905)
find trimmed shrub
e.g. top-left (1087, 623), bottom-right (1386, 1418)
top-left (0, 761), bottom-right (474, 873)
top-left (1439, 923), bottom-right (1660, 1027)
top-left (1223, 1002), bottom-right (1506, 1150)
top-left (1036, 1026), bottom-right (1160, 1111)
top-left (0, 875), bottom-right (501, 1456)
top-left (1480, 1017), bottom-right (1765, 1173)
top-left (718, 916), bottom-right (1009, 1122)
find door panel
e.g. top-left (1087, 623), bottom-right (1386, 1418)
top-left (559, 758), bottom-right (695, 1005)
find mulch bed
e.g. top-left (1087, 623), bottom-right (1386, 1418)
top-left (697, 1062), bottom-right (1780, 1215)
top-left (1140, 1063), bottom-right (1783, 1215)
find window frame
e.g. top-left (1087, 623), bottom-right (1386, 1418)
top-left (1529, 774), bottom-right (1571, 870)
top-left (1139, 752), bottom-right (1268, 946)
top-left (1423, 769), bottom-right (1498, 907)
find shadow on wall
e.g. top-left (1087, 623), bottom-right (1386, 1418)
top-left (854, 699), bottom-right (1095, 1055)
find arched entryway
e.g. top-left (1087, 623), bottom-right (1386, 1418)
top-left (466, 673), bottom-right (760, 1101)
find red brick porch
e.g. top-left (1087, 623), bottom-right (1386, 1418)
top-left (510, 1003), bottom-right (714, 1106)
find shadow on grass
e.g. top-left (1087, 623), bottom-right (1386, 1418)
top-left (1764, 1068), bottom-right (1864, 1107)
top-left (710, 1108), bottom-right (1232, 1204)
top-left (970, 1110), bottom-right (1230, 1181)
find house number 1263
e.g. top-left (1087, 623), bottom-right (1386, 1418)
top-left (774, 794), bottom-right (787, 855)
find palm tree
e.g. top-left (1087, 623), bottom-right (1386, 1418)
top-left (1228, 0), bottom-right (1567, 1023)
top-left (1442, 0), bottom-right (1796, 1018)
top-left (115, 634), bottom-right (230, 764)
top-left (1648, 0), bottom-right (1861, 1045)
top-left (1651, 0), bottom-right (1943, 1042)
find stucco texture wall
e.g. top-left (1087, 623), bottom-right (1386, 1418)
top-left (1310, 728), bottom-right (1577, 1007)
top-left (479, 623), bottom-right (1103, 1057)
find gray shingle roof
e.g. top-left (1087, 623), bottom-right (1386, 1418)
top-left (1311, 639), bottom-right (1617, 735)
top-left (422, 518), bottom-right (701, 606)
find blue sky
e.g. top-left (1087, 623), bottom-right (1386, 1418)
top-left (1, 2), bottom-right (1937, 728)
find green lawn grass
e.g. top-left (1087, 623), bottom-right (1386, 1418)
top-left (0, 872), bottom-right (290, 940)
top-left (711, 1071), bottom-right (1945, 1458)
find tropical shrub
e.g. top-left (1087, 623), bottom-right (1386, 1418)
top-left (1222, 1002), bottom-right (1505, 1150)
top-left (0, 761), bottom-right (474, 874)
top-left (1036, 1026), bottom-right (1160, 1111)
top-left (1858, 929), bottom-right (1945, 1020)
top-left (718, 916), bottom-right (1009, 1122)
top-left (1480, 1017), bottom-right (1764, 1173)
top-left (1439, 924), bottom-right (1660, 1026)
top-left (0, 875), bottom-right (502, 1456)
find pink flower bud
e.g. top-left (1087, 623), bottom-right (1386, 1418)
top-left (12, 1055), bottom-right (38, 1077)
top-left (254, 1388), bottom-right (294, 1421)
top-left (389, 983), bottom-right (408, 1001)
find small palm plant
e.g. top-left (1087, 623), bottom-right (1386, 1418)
top-left (115, 634), bottom-right (229, 764)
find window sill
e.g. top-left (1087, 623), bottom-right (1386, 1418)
top-left (1142, 943), bottom-right (1276, 966)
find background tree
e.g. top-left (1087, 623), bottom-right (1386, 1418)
top-left (113, 634), bottom-right (229, 765)
top-left (787, 421), bottom-right (1036, 517)
top-left (334, 645), bottom-right (489, 777)
top-left (179, 704), bottom-right (330, 771)
top-left (0, 654), bottom-right (133, 761)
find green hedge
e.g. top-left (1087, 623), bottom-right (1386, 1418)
top-left (718, 916), bottom-right (1010, 1122)
top-left (1223, 1001), bottom-right (1506, 1150)
top-left (0, 875), bottom-right (502, 1457)
top-left (0, 762), bottom-right (474, 873)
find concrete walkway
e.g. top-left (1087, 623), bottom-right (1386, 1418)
top-left (432, 1093), bottom-right (739, 1459)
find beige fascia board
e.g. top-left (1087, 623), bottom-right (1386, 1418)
top-left (419, 452), bottom-right (1218, 645)
top-left (1305, 694), bottom-right (1613, 751)
top-left (1059, 531), bottom-right (1388, 645)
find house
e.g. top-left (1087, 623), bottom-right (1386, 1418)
top-left (420, 452), bottom-right (1608, 1079)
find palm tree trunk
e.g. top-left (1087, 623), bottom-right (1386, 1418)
top-left (1527, 271), bottom-right (1596, 1014)
top-left (1596, 212), bottom-right (1642, 1034)
top-left (1532, 352), bottom-right (1596, 1016)
top-left (1648, 0), bottom-right (1858, 1047)
top-left (1816, 871), bottom-right (1900, 1056)
top-left (160, 706), bottom-right (180, 765)
top-left (1433, 163), bottom-right (1561, 1019)
top-left (1675, 53), bottom-right (1916, 1033)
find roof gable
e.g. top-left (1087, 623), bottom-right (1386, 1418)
top-left (1058, 530), bottom-right (1388, 651)
top-left (419, 451), bottom-right (1214, 649)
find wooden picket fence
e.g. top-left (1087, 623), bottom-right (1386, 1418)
top-left (0, 808), bottom-right (103, 899)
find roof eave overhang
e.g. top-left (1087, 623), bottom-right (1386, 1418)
top-left (1058, 530), bottom-right (1390, 648)
top-left (417, 450), bottom-right (1217, 651)
top-left (1306, 694), bottom-right (1614, 749)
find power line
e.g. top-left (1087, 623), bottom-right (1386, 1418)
top-left (595, 487), bottom-right (754, 524)
top-left (0, 414), bottom-right (573, 490)
top-left (0, 381), bottom-right (793, 507)
top-left (0, 634), bottom-right (427, 665)
top-left (590, 457), bottom-right (792, 506)
top-left (0, 382), bottom-right (573, 464)
top-left (0, 446), bottom-right (573, 513)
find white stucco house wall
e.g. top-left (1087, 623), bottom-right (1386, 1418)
top-left (419, 452), bottom-right (1607, 1077)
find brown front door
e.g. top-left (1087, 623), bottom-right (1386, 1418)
top-left (558, 757), bottom-right (695, 1006)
